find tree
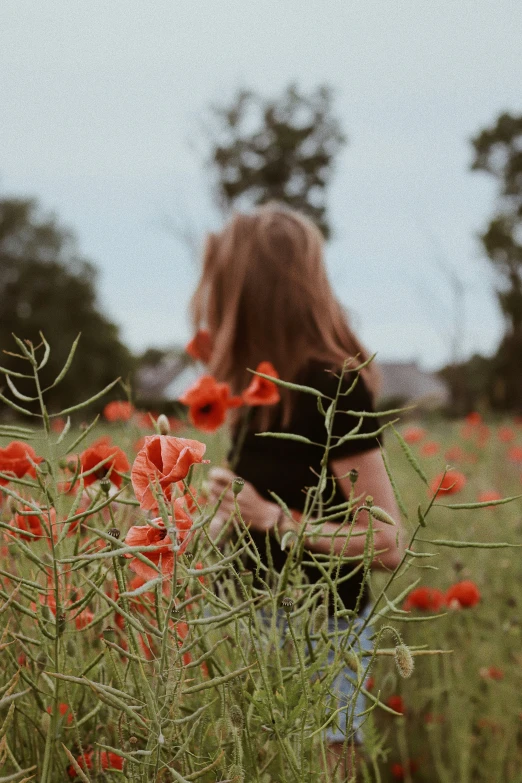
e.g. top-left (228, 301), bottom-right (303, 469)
top-left (204, 83), bottom-right (346, 239)
top-left (0, 198), bottom-right (133, 415)
top-left (471, 113), bottom-right (522, 410)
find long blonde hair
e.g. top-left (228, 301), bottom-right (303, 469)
top-left (190, 203), bottom-right (379, 427)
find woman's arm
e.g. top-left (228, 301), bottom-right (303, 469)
top-left (206, 451), bottom-right (406, 570)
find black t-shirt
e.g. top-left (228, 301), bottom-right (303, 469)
top-left (232, 361), bottom-right (381, 613)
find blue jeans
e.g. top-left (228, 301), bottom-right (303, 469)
top-left (320, 604), bottom-right (373, 744)
top-left (257, 602), bottom-right (373, 745)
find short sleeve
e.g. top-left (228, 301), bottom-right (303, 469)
top-left (293, 364), bottom-right (382, 460)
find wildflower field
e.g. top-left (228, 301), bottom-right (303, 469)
top-left (0, 337), bottom-right (521, 782)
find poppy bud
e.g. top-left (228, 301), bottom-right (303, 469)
top-left (312, 604), bottom-right (328, 633)
top-left (369, 505), bottom-right (396, 526)
top-left (36, 652), bottom-right (48, 671)
top-left (57, 613), bottom-right (66, 635)
top-left (157, 414), bottom-right (170, 435)
top-left (100, 477), bottom-right (111, 495)
top-left (232, 478), bottom-right (245, 496)
top-left (394, 643), bottom-right (414, 678)
top-left (66, 640), bottom-right (76, 657)
top-left (344, 649), bottom-right (361, 675)
top-left (365, 495), bottom-right (374, 507)
top-left (129, 736), bottom-right (138, 745)
top-left (281, 597), bottom-right (294, 613)
top-left (229, 704), bottom-right (244, 731)
top-left (41, 711), bottom-right (51, 734)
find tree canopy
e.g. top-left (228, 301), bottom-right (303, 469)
top-left (205, 83), bottom-right (346, 238)
top-left (470, 112), bottom-right (522, 410)
top-left (0, 198), bottom-right (133, 415)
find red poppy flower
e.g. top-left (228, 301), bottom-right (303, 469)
top-left (403, 586), bottom-right (446, 612)
top-left (445, 445), bottom-right (465, 462)
top-left (480, 666), bottom-right (504, 680)
top-left (131, 435), bottom-right (208, 511)
top-left (465, 412), bottom-right (482, 426)
top-left (387, 695), bottom-right (405, 715)
top-left (478, 490), bottom-right (502, 505)
top-left (124, 520), bottom-right (175, 581)
top-left (46, 702), bottom-right (73, 725)
top-left (430, 470), bottom-right (466, 497)
top-left (365, 676), bottom-right (375, 691)
top-left (0, 441), bottom-right (43, 486)
top-left (74, 606), bottom-right (94, 630)
top-left (12, 506), bottom-right (56, 541)
top-left (51, 417), bottom-right (66, 433)
top-left (103, 400), bottom-right (134, 422)
top-left (508, 445), bottom-right (522, 464)
top-left (402, 426), bottom-right (425, 444)
top-left (179, 375), bottom-right (242, 433)
top-left (242, 362), bottom-right (280, 406)
top-left (446, 580), bottom-right (480, 609)
top-left (421, 441), bottom-right (440, 457)
top-left (68, 750), bottom-right (123, 778)
top-left (80, 437), bottom-right (130, 488)
top-left (186, 329), bottom-right (213, 363)
top-left (498, 426), bottom-right (515, 443)
top-left (424, 712), bottom-right (445, 724)
top-left (391, 760), bottom-right (419, 780)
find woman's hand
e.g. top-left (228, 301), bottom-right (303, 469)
top-left (206, 467), bottom-right (278, 534)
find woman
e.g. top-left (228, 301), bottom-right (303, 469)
top-left (191, 203), bottom-right (406, 770)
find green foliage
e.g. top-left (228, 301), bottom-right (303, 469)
top-left (470, 112), bottom-right (522, 410)
top-left (0, 198), bottom-right (133, 416)
top-left (205, 83), bottom-right (346, 238)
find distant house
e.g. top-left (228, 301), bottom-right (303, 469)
top-left (136, 352), bottom-right (450, 410)
top-left (377, 361), bottom-right (450, 409)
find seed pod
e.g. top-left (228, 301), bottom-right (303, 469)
top-left (108, 527), bottom-right (120, 539)
top-left (232, 478), bottom-right (245, 496)
top-left (56, 613), bottom-right (66, 636)
top-left (312, 604), bottom-right (328, 634)
top-left (344, 648), bottom-right (361, 675)
top-left (394, 643), bottom-right (414, 679)
top-left (368, 505), bottom-right (396, 526)
top-left (228, 764), bottom-right (244, 783)
top-left (281, 597), bottom-right (294, 613)
top-left (66, 640), bottom-right (77, 657)
top-left (100, 477), bottom-right (111, 495)
top-left (229, 704), bottom-right (244, 731)
top-left (36, 652), bottom-right (48, 671)
top-left (103, 626), bottom-right (116, 641)
top-left (349, 469), bottom-right (359, 485)
top-left (157, 414), bottom-right (170, 435)
top-left (40, 711), bottom-right (51, 734)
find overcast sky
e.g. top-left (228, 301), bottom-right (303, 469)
top-left (1, 1), bottom-right (521, 369)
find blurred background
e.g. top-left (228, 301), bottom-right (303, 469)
top-left (1, 0), bottom-right (521, 417)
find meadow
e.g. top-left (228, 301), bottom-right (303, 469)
top-left (0, 337), bottom-right (521, 782)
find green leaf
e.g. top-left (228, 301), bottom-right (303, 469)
top-left (391, 425), bottom-right (428, 485)
top-left (56, 377), bottom-right (120, 416)
top-left (0, 367), bottom-right (32, 379)
top-left (46, 333), bottom-right (81, 389)
top-left (436, 494), bottom-right (522, 510)
top-left (247, 369), bottom-right (325, 396)
top-left (37, 332), bottom-right (51, 370)
top-left (5, 374), bottom-right (38, 402)
top-left (255, 431), bottom-right (316, 444)
top-left (416, 538), bottom-right (522, 549)
top-left (0, 392), bottom-right (39, 418)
